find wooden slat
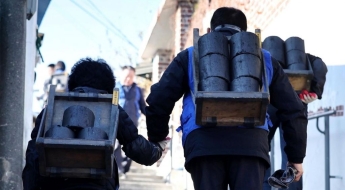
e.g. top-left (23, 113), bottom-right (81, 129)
top-left (284, 55), bottom-right (314, 92)
top-left (45, 148), bottom-right (105, 168)
top-left (196, 94), bottom-right (268, 126)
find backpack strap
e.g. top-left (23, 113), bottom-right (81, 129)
top-left (262, 49), bottom-right (274, 92)
top-left (187, 46), bottom-right (195, 93)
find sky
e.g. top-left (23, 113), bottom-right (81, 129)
top-left (35, 0), bottom-right (163, 88)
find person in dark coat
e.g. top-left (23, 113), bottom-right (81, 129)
top-left (263, 53), bottom-right (327, 190)
top-left (22, 58), bottom-right (169, 190)
top-left (144, 7), bottom-right (307, 190)
top-left (117, 65), bottom-right (146, 128)
top-left (114, 65), bottom-right (147, 176)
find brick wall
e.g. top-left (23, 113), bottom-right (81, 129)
top-left (156, 49), bottom-right (173, 79)
top-left (178, 1), bottom-right (195, 51)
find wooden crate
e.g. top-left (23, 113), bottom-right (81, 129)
top-left (36, 85), bottom-right (119, 178)
top-left (193, 28), bottom-right (269, 127)
top-left (283, 56), bottom-right (314, 92)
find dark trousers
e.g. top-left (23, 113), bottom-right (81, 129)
top-left (188, 155), bottom-right (268, 190)
top-left (114, 141), bottom-right (132, 174)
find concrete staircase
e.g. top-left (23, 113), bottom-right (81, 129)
top-left (119, 162), bottom-right (173, 190)
top-left (119, 124), bottom-right (189, 189)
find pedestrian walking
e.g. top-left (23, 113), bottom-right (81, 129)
top-left (145, 7), bottom-right (307, 190)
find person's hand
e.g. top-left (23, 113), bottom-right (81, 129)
top-left (157, 137), bottom-right (171, 151)
top-left (299, 90), bottom-right (317, 104)
top-left (302, 93), bottom-right (317, 104)
top-left (288, 162), bottom-right (303, 181)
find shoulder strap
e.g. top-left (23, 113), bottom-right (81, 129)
top-left (187, 46), bottom-right (195, 93)
top-left (262, 49), bottom-right (274, 87)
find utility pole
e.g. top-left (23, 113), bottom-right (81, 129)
top-left (0, 0), bottom-right (27, 189)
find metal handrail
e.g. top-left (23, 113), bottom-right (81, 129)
top-left (308, 109), bottom-right (342, 190)
top-left (308, 110), bottom-right (336, 120)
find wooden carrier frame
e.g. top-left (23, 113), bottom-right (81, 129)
top-left (36, 85), bottom-right (119, 178)
top-left (283, 56), bottom-right (314, 92)
top-left (192, 28), bottom-right (269, 127)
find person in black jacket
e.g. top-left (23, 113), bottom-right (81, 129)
top-left (145, 7), bottom-right (307, 190)
top-left (263, 54), bottom-right (327, 190)
top-left (22, 58), bottom-right (169, 190)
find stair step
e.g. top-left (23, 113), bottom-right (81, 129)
top-left (122, 177), bottom-right (165, 183)
top-left (119, 161), bottom-right (173, 189)
top-left (125, 172), bottom-right (164, 180)
top-left (127, 168), bottom-right (157, 174)
top-left (119, 181), bottom-right (172, 190)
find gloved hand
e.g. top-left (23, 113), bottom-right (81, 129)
top-left (299, 90), bottom-right (318, 104)
top-left (288, 162), bottom-right (303, 182)
top-left (157, 137), bottom-right (171, 151)
top-left (268, 166), bottom-right (298, 189)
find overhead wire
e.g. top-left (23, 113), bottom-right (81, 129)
top-left (86, 0), bottom-right (139, 50)
top-left (54, 1), bottom-right (100, 46)
top-left (70, 0), bottom-right (138, 51)
top-left (86, 0), bottom-right (139, 66)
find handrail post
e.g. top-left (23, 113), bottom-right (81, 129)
top-left (324, 115), bottom-right (330, 190)
top-left (308, 110), bottom-right (336, 190)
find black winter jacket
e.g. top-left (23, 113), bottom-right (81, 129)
top-left (145, 47), bottom-right (308, 170)
top-left (22, 92), bottom-right (162, 190)
top-left (268, 53), bottom-right (327, 143)
top-left (307, 53), bottom-right (327, 99)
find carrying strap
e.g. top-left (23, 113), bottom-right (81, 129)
top-left (262, 49), bottom-right (274, 91)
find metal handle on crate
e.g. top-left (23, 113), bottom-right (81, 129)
top-left (112, 88), bottom-right (119, 105)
